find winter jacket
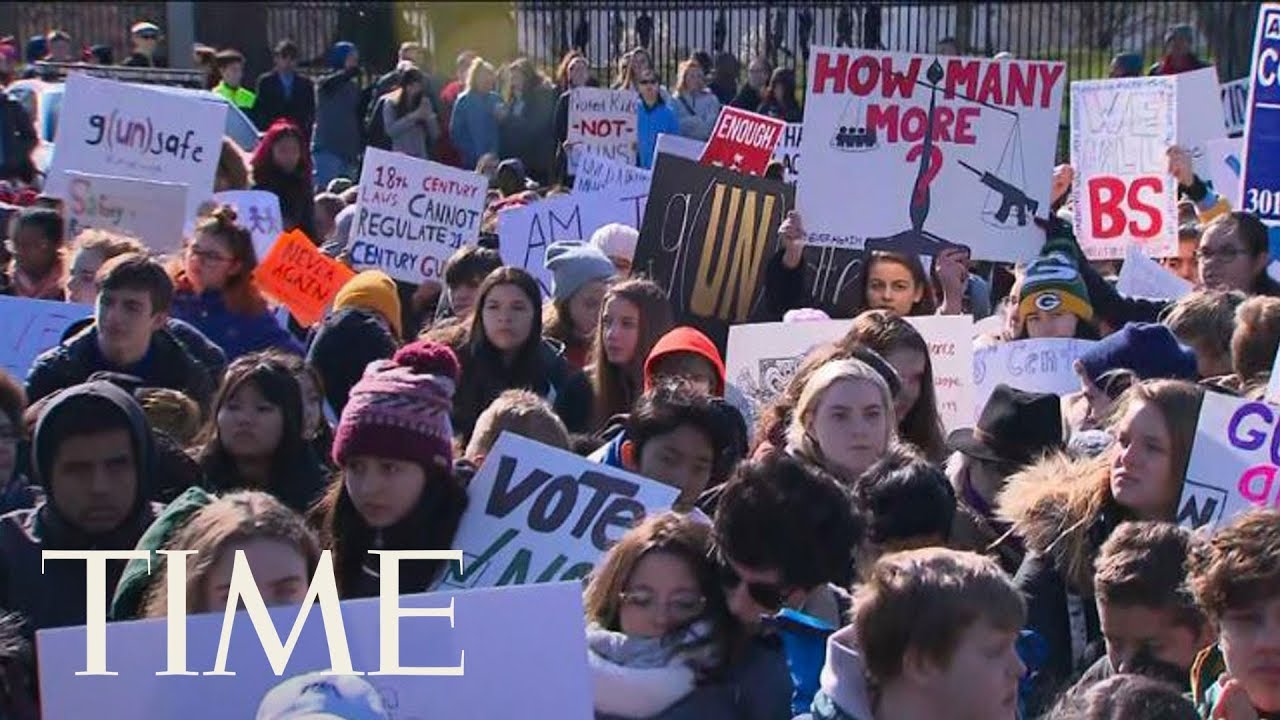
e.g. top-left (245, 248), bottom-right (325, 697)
top-left (501, 83), bottom-right (557, 183)
top-left (0, 382), bottom-right (161, 630)
top-left (452, 338), bottom-right (594, 438)
top-left (201, 444), bottom-right (329, 516)
top-left (26, 322), bottom-right (217, 406)
top-left (638, 98), bottom-right (679, 169)
top-left (109, 486), bottom-right (216, 621)
top-left (307, 307), bottom-right (398, 417)
top-left (730, 86), bottom-right (764, 113)
top-left (0, 93), bottom-right (37, 184)
top-left (58, 316), bottom-right (228, 383)
top-left (640, 636), bottom-right (793, 720)
top-left (313, 66), bottom-right (364, 164)
top-left (758, 99), bottom-right (803, 123)
top-left (170, 288), bottom-right (304, 360)
top-left (672, 89), bottom-right (722, 142)
top-left (796, 626), bottom-right (876, 720)
top-left (252, 173), bottom-right (317, 242)
top-left (382, 95), bottom-right (437, 159)
top-left (449, 89), bottom-right (503, 170)
top-left (253, 71), bottom-right (315, 136)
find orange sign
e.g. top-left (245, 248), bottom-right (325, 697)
top-left (253, 230), bottom-right (355, 327)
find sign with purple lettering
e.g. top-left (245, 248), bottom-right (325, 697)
top-left (351, 147), bottom-right (488, 285)
top-left (46, 73), bottom-right (225, 218)
top-left (1180, 392), bottom-right (1280, 530)
top-left (437, 432), bottom-right (680, 590)
top-left (0, 296), bottom-right (91, 380)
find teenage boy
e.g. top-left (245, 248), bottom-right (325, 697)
top-left (254, 39), bottom-right (315, 135)
top-left (213, 49), bottom-right (256, 111)
top-left (618, 380), bottom-right (728, 511)
top-left (9, 207), bottom-right (65, 300)
top-left (644, 326), bottom-right (726, 397)
top-left (27, 255), bottom-right (215, 406)
top-left (0, 381), bottom-right (161, 629)
top-left (854, 445), bottom-right (956, 556)
top-left (441, 245), bottom-right (502, 321)
top-left (1162, 290), bottom-right (1244, 381)
top-left (1067, 522), bottom-right (1214, 697)
top-left (802, 548), bottom-right (1026, 720)
top-left (1188, 509), bottom-right (1280, 719)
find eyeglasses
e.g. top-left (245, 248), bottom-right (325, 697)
top-left (1195, 245), bottom-right (1246, 262)
top-left (716, 555), bottom-right (789, 612)
top-left (618, 590), bottom-right (706, 617)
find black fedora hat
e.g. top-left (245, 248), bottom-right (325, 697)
top-left (947, 384), bottom-right (1064, 467)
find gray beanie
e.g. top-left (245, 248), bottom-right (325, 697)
top-left (544, 240), bottom-right (616, 302)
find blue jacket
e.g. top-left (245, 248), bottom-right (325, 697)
top-left (170, 289), bottom-right (303, 360)
top-left (449, 90), bottom-right (502, 169)
top-left (638, 98), bottom-right (679, 169)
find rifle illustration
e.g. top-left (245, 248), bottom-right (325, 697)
top-left (957, 160), bottom-right (1039, 226)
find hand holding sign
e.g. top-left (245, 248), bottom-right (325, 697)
top-left (1168, 144), bottom-right (1195, 189)
top-left (779, 210), bottom-right (807, 270)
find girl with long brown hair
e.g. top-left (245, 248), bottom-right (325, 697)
top-left (589, 278), bottom-right (675, 429)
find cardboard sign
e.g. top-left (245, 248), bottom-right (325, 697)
top-left (772, 123), bottom-right (803, 184)
top-left (566, 87), bottom-right (638, 172)
top-left (1115, 242), bottom-right (1194, 300)
top-left (38, 582), bottom-right (593, 719)
top-left (1241, 5), bottom-right (1280, 234)
top-left (632, 153), bottom-right (793, 350)
top-left (796, 48), bottom-right (1064, 259)
top-left (64, 171), bottom-right (188, 254)
top-left (724, 315), bottom-right (975, 432)
top-left (972, 338), bottom-right (1096, 421)
top-left (699, 106), bottom-right (785, 176)
top-left (1176, 67), bottom-right (1230, 180)
top-left (1179, 392), bottom-right (1280, 530)
top-left (573, 153), bottom-right (652, 195)
top-left (253, 230), bottom-right (356, 327)
top-left (0, 297), bottom-right (92, 380)
top-left (351, 147), bottom-right (488, 285)
top-left (496, 188), bottom-right (646, 295)
top-left (1206, 136), bottom-right (1244, 209)
top-left (654, 132), bottom-right (705, 162)
top-left (208, 190), bottom-right (285, 262)
top-left (1071, 77), bottom-right (1179, 260)
top-left (438, 433), bottom-right (679, 590)
top-left (1221, 76), bottom-right (1250, 136)
top-left (45, 74), bottom-right (225, 217)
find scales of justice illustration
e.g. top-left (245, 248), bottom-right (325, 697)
top-left (830, 59), bottom-right (1040, 254)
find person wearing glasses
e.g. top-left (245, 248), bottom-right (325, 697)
top-left (121, 21), bottom-right (166, 68)
top-left (636, 68), bottom-right (678, 169)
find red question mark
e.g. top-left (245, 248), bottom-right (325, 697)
top-left (906, 144), bottom-right (944, 206)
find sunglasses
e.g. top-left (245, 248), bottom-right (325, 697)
top-left (716, 555), bottom-right (788, 612)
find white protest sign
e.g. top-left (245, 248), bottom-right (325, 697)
top-left (45, 73), bottom-right (224, 218)
top-left (63, 171), bottom-right (188, 254)
top-left (1179, 393), bottom-right (1280, 531)
top-left (38, 582), bottom-right (593, 719)
top-left (796, 49), bottom-right (1064, 259)
top-left (654, 132), bottom-right (705, 162)
top-left (1221, 76), bottom-right (1249, 136)
top-left (724, 316), bottom-right (975, 433)
top-left (973, 313), bottom-right (1005, 339)
top-left (772, 123), bottom-right (803, 184)
top-left (497, 188), bottom-right (645, 295)
top-left (209, 190), bottom-right (285, 261)
top-left (351, 147), bottom-right (488, 284)
top-left (573, 152), bottom-right (652, 195)
top-left (1206, 136), bottom-right (1243, 209)
top-left (972, 338), bottom-right (1097, 421)
top-left (438, 432), bottom-right (680, 590)
top-left (567, 87), bottom-right (637, 173)
top-left (1115, 242), bottom-right (1194, 300)
top-left (1071, 76), bottom-right (1179, 260)
top-left (0, 297), bottom-right (91, 380)
top-left (1176, 67), bottom-right (1229, 179)
top-left (1267, 348), bottom-right (1280, 406)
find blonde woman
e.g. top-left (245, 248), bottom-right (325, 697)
top-left (786, 358), bottom-right (896, 485)
top-left (672, 59), bottom-right (721, 141)
top-left (449, 57), bottom-right (506, 169)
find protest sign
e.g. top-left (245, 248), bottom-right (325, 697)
top-left (1175, 67), bottom-right (1229, 179)
top-left (1267, 345), bottom-right (1280, 405)
top-left (1221, 76), bottom-right (1249, 136)
top-left (633, 153), bottom-right (793, 349)
top-left (496, 187), bottom-right (646, 295)
top-left (438, 432), bottom-right (679, 590)
top-left (699, 106), bottom-right (785, 176)
top-left (724, 315), bottom-right (974, 432)
top-left (1179, 392), bottom-right (1280, 530)
top-left (45, 74), bottom-right (224, 217)
top-left (1115, 242), bottom-right (1194, 300)
top-left (63, 171), bottom-right (188, 254)
top-left (208, 190), bottom-right (285, 262)
top-left (573, 153), bottom-right (652, 195)
top-left (350, 147), bottom-right (487, 285)
top-left (771, 123), bottom-right (803, 184)
top-left (253, 230), bottom-right (356, 327)
top-left (566, 87), bottom-right (637, 172)
top-left (1071, 77), bottom-right (1179, 260)
top-left (796, 48), bottom-right (1064, 260)
top-left (654, 132), bottom-right (705, 162)
top-left (38, 582), bottom-right (593, 719)
top-left (1206, 136), bottom-right (1244, 209)
top-left (1241, 4), bottom-right (1280, 253)
top-left (0, 297), bottom-right (91, 380)
top-left (972, 338), bottom-right (1096, 421)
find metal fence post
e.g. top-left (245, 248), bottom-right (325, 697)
top-left (165, 0), bottom-right (196, 68)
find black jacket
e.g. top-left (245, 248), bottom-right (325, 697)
top-left (452, 338), bottom-right (594, 439)
top-left (254, 71), bottom-right (316, 135)
top-left (306, 307), bottom-right (398, 417)
top-left (0, 94), bottom-right (36, 184)
top-left (26, 323), bottom-right (217, 407)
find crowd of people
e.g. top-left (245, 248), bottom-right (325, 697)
top-left (0, 15), bottom-right (1271, 720)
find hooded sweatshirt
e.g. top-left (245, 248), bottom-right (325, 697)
top-left (0, 382), bottom-right (160, 630)
top-left (802, 626), bottom-right (876, 720)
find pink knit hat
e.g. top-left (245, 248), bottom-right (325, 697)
top-left (332, 340), bottom-right (459, 471)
